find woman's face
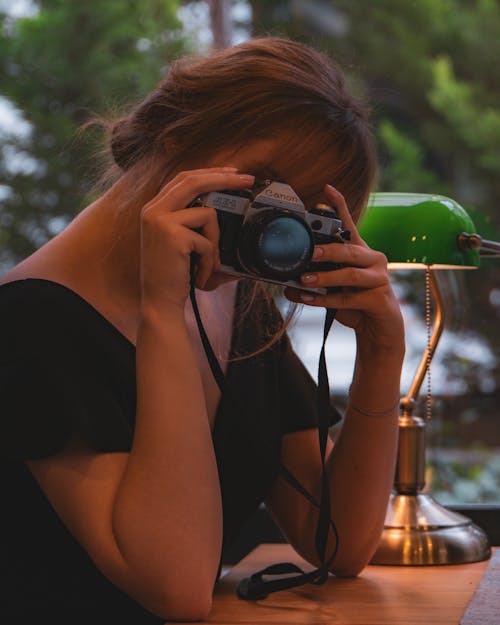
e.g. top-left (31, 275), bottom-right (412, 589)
top-left (200, 136), bottom-right (337, 291)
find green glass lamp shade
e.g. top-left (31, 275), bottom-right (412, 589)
top-left (359, 193), bottom-right (480, 268)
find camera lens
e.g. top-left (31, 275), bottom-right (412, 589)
top-left (238, 212), bottom-right (313, 280)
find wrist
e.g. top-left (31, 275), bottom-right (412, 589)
top-left (139, 298), bottom-right (189, 339)
top-left (140, 296), bottom-right (186, 323)
top-left (355, 302), bottom-right (405, 359)
top-left (355, 333), bottom-right (405, 366)
top-left (348, 394), bottom-right (401, 419)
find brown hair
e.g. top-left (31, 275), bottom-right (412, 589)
top-left (94, 37), bottom-right (376, 357)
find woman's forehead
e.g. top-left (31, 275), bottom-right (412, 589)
top-left (212, 137), bottom-right (336, 204)
top-left (272, 154), bottom-right (335, 205)
top-left (252, 141), bottom-right (335, 201)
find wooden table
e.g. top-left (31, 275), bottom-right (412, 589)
top-left (192, 544), bottom-right (493, 625)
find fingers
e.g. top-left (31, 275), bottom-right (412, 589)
top-left (168, 170), bottom-right (255, 212)
top-left (139, 167), bottom-right (254, 304)
top-left (312, 241), bottom-right (384, 268)
top-left (300, 243), bottom-right (387, 286)
top-left (155, 166), bottom-right (238, 201)
top-left (284, 184), bottom-right (390, 309)
top-left (140, 168), bottom-right (255, 289)
top-left (300, 265), bottom-right (387, 290)
top-left (324, 184), bottom-right (364, 246)
top-left (143, 169), bottom-right (255, 216)
top-left (190, 231), bottom-right (216, 288)
top-left (297, 185), bottom-right (388, 298)
top-left (167, 207), bottom-right (221, 287)
top-left (284, 284), bottom-right (389, 310)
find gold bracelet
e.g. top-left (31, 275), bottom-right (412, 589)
top-left (348, 396), bottom-right (401, 418)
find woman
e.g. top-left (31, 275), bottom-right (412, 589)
top-left (0, 38), bottom-right (404, 622)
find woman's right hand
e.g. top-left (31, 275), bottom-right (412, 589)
top-left (139, 167), bottom-right (255, 312)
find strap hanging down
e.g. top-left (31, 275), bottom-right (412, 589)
top-left (234, 306), bottom-right (338, 600)
top-left (189, 267), bottom-right (340, 600)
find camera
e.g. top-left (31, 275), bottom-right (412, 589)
top-left (190, 180), bottom-right (350, 294)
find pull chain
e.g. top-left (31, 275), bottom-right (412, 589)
top-left (425, 267), bottom-right (432, 421)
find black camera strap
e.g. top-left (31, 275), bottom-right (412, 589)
top-left (189, 275), bottom-right (339, 600)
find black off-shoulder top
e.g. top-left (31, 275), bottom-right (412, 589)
top-left (0, 278), bottom-right (339, 623)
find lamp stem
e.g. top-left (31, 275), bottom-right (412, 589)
top-left (395, 270), bottom-right (444, 494)
top-left (400, 271), bottom-right (444, 416)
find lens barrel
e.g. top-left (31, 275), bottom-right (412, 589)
top-left (238, 211), bottom-right (313, 280)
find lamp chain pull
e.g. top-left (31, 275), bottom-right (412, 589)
top-left (425, 266), bottom-right (432, 420)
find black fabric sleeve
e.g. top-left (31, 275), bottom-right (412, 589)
top-left (278, 331), bottom-right (342, 434)
top-left (0, 354), bottom-right (133, 459)
top-left (0, 280), bottom-right (134, 460)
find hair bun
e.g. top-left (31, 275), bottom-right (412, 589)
top-left (110, 117), bottom-right (144, 171)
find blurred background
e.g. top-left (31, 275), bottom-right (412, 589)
top-left (1, 0), bottom-right (499, 507)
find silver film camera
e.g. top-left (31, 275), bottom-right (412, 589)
top-left (190, 180), bottom-right (350, 293)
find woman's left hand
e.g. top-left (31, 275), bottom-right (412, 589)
top-left (284, 184), bottom-right (404, 351)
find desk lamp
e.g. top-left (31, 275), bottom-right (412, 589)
top-left (358, 192), bottom-right (499, 565)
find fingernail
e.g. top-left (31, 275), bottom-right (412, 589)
top-left (312, 246), bottom-right (324, 260)
top-left (301, 273), bottom-right (317, 284)
top-left (238, 174), bottom-right (255, 183)
top-left (300, 293), bottom-right (315, 302)
top-left (222, 166), bottom-right (238, 171)
top-left (326, 184), bottom-right (338, 193)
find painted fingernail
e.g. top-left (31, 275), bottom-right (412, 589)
top-left (300, 293), bottom-right (315, 302)
top-left (301, 273), bottom-right (317, 284)
top-left (312, 246), bottom-right (324, 260)
top-left (238, 174), bottom-right (255, 183)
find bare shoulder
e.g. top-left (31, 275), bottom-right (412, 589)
top-left (0, 243), bottom-right (64, 287)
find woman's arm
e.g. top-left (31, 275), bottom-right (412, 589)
top-left (265, 392), bottom-right (397, 576)
top-left (26, 169), bottom-right (255, 620)
top-left (265, 346), bottom-right (402, 577)
top-left (26, 305), bottom-right (222, 621)
top-left (112, 304), bottom-right (223, 609)
top-left (269, 183), bottom-right (405, 575)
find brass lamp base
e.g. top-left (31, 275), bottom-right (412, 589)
top-left (371, 492), bottom-right (491, 565)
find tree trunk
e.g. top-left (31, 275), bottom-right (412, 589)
top-left (208, 0), bottom-right (233, 49)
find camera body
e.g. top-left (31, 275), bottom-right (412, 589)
top-left (190, 180), bottom-right (349, 293)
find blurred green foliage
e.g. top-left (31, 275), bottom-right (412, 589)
top-left (248, 0), bottom-right (500, 229)
top-left (0, 0), bottom-right (186, 265)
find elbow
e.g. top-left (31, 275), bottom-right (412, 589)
top-left (304, 550), bottom-right (367, 579)
top-left (156, 569), bottom-right (216, 621)
top-left (298, 541), bottom-right (369, 579)
top-left (327, 546), bottom-right (373, 578)
top-left (167, 602), bottom-right (212, 622)
top-left (329, 561), bottom-right (365, 578)
top-left (329, 546), bottom-right (377, 578)
top-left (156, 591), bottom-right (213, 622)
top-left (328, 531), bottom-right (386, 578)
